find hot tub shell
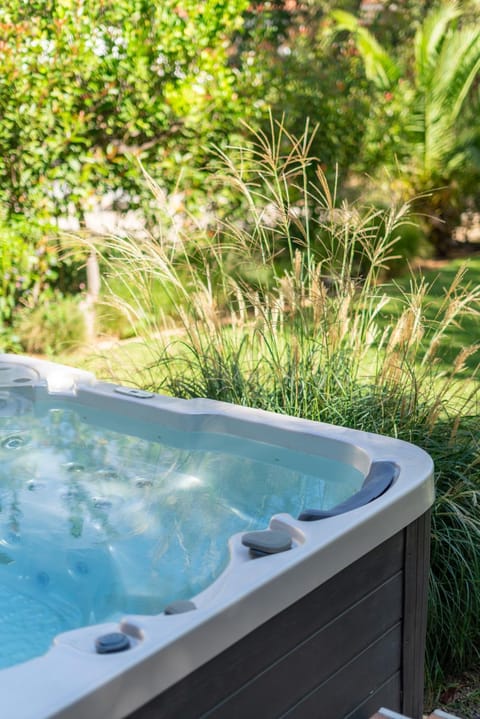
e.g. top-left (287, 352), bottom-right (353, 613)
top-left (0, 355), bottom-right (434, 719)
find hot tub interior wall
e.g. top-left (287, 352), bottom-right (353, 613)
top-left (127, 511), bottom-right (430, 719)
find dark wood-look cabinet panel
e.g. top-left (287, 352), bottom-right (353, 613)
top-left (129, 514), bottom-right (430, 719)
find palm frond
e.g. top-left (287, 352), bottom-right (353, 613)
top-left (406, 3), bottom-right (480, 182)
top-left (433, 27), bottom-right (480, 121)
top-left (330, 10), bottom-right (400, 90)
top-left (414, 1), bottom-right (461, 90)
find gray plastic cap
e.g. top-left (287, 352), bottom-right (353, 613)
top-left (164, 600), bottom-right (197, 615)
top-left (242, 529), bottom-right (292, 555)
top-left (95, 632), bottom-right (131, 654)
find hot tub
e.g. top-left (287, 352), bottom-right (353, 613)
top-left (0, 354), bottom-right (434, 719)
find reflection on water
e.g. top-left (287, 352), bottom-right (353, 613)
top-left (0, 392), bottom-right (363, 669)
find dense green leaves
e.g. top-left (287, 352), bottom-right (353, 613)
top-left (331, 9), bottom-right (400, 90)
top-left (0, 215), bottom-right (58, 324)
top-left (0, 0), bottom-right (257, 220)
top-left (236, 2), bottom-right (371, 186)
top-left (331, 2), bottom-right (480, 251)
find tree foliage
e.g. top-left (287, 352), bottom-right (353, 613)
top-left (237, 1), bottom-right (371, 184)
top-left (0, 0), bottom-right (259, 221)
top-left (331, 1), bottom-right (480, 251)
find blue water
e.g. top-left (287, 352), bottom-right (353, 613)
top-left (0, 395), bottom-right (364, 669)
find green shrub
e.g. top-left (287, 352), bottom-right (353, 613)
top-left (0, 216), bottom-right (59, 324)
top-left (88, 122), bottom-right (480, 691)
top-left (94, 301), bottom-right (136, 340)
top-left (0, 0), bottom-right (264, 225)
top-left (15, 295), bottom-right (87, 355)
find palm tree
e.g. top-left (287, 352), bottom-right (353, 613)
top-left (332, 2), bottom-right (480, 254)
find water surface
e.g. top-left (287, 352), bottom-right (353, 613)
top-left (0, 394), bottom-right (364, 668)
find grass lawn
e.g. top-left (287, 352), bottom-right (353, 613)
top-left (56, 336), bottom-right (163, 385)
top-left (55, 256), bottom-right (480, 409)
top-left (393, 256), bottom-right (480, 376)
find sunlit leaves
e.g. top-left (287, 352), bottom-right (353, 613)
top-left (0, 0), bottom-right (254, 220)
